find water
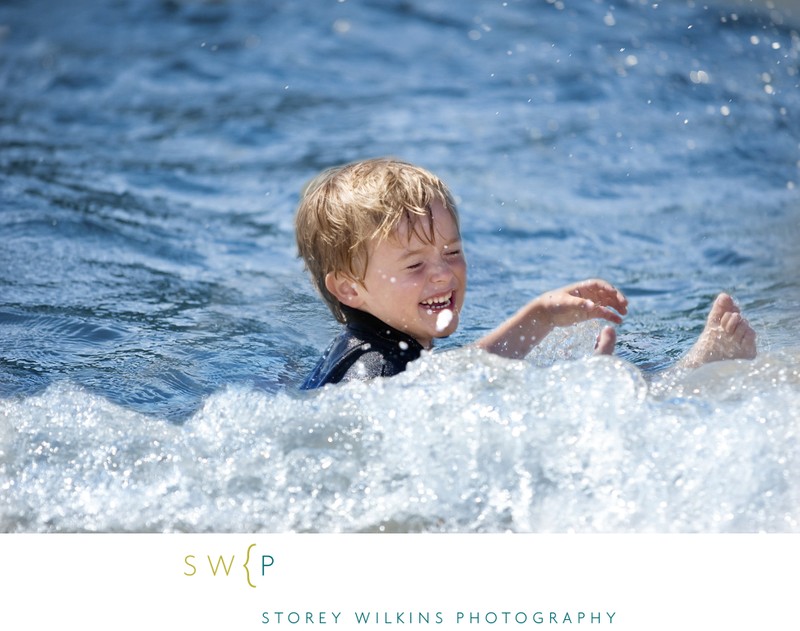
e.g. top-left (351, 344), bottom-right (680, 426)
top-left (1, 0), bottom-right (798, 532)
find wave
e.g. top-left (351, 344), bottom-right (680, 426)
top-left (2, 342), bottom-right (798, 533)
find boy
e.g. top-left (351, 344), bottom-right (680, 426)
top-left (295, 158), bottom-right (756, 389)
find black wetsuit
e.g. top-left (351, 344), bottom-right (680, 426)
top-left (301, 305), bottom-right (424, 389)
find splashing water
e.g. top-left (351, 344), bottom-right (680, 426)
top-left (2, 327), bottom-right (798, 533)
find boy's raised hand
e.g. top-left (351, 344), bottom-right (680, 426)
top-left (477, 278), bottom-right (627, 359)
top-left (537, 279), bottom-right (628, 328)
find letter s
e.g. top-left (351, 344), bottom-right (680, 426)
top-left (184, 555), bottom-right (197, 577)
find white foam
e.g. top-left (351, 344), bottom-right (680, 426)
top-left (1, 348), bottom-right (799, 533)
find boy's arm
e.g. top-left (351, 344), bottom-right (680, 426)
top-left (475, 279), bottom-right (628, 359)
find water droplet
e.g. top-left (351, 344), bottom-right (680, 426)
top-left (436, 309), bottom-right (453, 332)
top-left (333, 19), bottom-right (351, 34)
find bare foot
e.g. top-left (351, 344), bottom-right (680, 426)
top-left (594, 326), bottom-right (616, 355)
top-left (678, 293), bottom-right (757, 369)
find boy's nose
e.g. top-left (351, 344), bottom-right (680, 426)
top-left (429, 259), bottom-right (453, 282)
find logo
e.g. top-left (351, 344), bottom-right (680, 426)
top-left (183, 542), bottom-right (275, 589)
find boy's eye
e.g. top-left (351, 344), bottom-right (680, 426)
top-left (445, 249), bottom-right (462, 256)
top-left (406, 262), bottom-right (423, 270)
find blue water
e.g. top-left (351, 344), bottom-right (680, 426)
top-left (1, 0), bottom-right (798, 532)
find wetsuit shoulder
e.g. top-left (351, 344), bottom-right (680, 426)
top-left (300, 308), bottom-right (423, 390)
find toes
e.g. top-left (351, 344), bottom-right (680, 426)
top-left (721, 311), bottom-right (743, 334)
top-left (733, 318), bottom-right (749, 344)
top-left (715, 309), bottom-right (758, 359)
top-left (707, 293), bottom-right (739, 326)
top-left (740, 320), bottom-right (757, 351)
top-left (682, 294), bottom-right (758, 368)
top-left (743, 328), bottom-right (757, 358)
top-left (729, 314), bottom-right (753, 341)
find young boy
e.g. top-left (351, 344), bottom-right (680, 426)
top-left (295, 158), bottom-right (756, 389)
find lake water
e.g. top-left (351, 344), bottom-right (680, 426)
top-left (1, 0), bottom-right (798, 532)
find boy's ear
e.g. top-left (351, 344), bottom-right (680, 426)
top-left (325, 272), bottom-right (364, 308)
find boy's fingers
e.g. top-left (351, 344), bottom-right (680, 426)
top-left (572, 280), bottom-right (628, 310)
top-left (580, 299), bottom-right (624, 325)
top-left (595, 305), bottom-right (624, 324)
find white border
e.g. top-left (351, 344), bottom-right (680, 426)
top-left (2, 534), bottom-right (797, 630)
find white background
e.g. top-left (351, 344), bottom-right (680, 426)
top-left (2, 534), bottom-right (797, 630)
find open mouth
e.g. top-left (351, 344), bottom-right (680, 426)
top-left (420, 290), bottom-right (454, 312)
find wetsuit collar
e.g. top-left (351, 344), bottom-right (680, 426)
top-left (340, 305), bottom-right (425, 352)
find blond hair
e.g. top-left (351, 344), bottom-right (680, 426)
top-left (295, 158), bottom-right (459, 323)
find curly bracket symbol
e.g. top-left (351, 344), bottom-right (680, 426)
top-left (243, 543), bottom-right (257, 589)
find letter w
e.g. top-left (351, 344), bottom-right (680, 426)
top-left (208, 555), bottom-right (235, 576)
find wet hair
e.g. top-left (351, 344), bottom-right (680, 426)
top-left (295, 158), bottom-right (460, 323)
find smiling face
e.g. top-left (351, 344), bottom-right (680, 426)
top-left (325, 199), bottom-right (467, 349)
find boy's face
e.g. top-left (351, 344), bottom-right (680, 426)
top-left (333, 200), bottom-right (467, 349)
